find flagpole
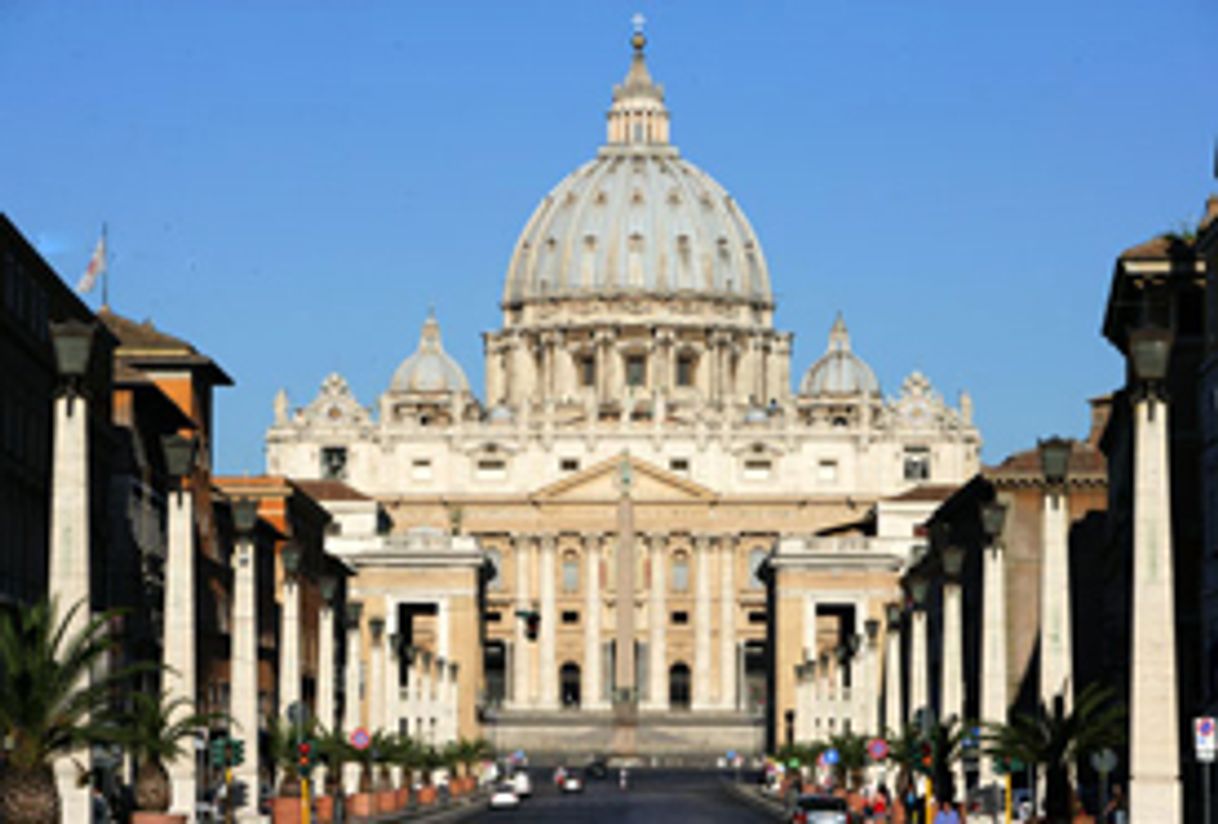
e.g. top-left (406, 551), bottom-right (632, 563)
top-left (101, 222), bottom-right (109, 309)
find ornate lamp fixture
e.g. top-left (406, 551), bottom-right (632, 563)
top-left (232, 498), bottom-right (259, 535)
top-left (161, 432), bottom-right (198, 479)
top-left (1038, 436), bottom-right (1072, 488)
top-left (980, 499), bottom-right (1008, 544)
top-left (281, 544), bottom-right (303, 578)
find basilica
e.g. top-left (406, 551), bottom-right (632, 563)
top-left (265, 28), bottom-right (981, 757)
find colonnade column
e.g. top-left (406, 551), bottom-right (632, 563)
top-left (510, 536), bottom-right (532, 708)
top-left (386, 629), bottom-right (402, 736)
top-left (941, 544), bottom-right (966, 798)
top-left (647, 534), bottom-right (668, 710)
top-left (163, 453), bottom-right (197, 819)
top-left (278, 546), bottom-right (303, 718)
top-left (369, 618), bottom-right (386, 732)
top-left (583, 532), bottom-right (605, 709)
top-left (1038, 438), bottom-right (1073, 711)
top-left (884, 604), bottom-right (903, 734)
top-left (909, 601), bottom-right (928, 721)
top-left (343, 603), bottom-right (363, 794)
top-left (315, 577), bottom-right (337, 792)
top-left (979, 501), bottom-right (1009, 790)
top-left (1129, 365), bottom-right (1182, 821)
top-left (860, 618), bottom-right (880, 736)
top-left (719, 537), bottom-right (737, 709)
top-left (539, 535), bottom-right (558, 709)
top-left (230, 500), bottom-right (262, 821)
top-left (48, 330), bottom-right (93, 824)
top-left (693, 534), bottom-right (713, 709)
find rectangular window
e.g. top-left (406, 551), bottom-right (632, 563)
top-left (579, 357), bottom-right (596, 388)
top-left (625, 355), bottom-right (646, 387)
top-left (561, 610), bottom-right (580, 625)
top-left (676, 355), bottom-right (695, 387)
top-left (669, 458), bottom-right (690, 474)
top-left (560, 458), bottom-right (580, 472)
top-left (476, 459), bottom-right (507, 481)
top-left (486, 611), bottom-right (502, 623)
top-left (743, 459), bottom-right (772, 480)
top-left (817, 459), bottom-right (838, 484)
top-left (411, 458), bottom-right (432, 481)
top-left (748, 611), bottom-right (767, 625)
top-left (321, 446), bottom-right (348, 480)
top-left (903, 446), bottom-right (931, 481)
top-left (671, 611), bottom-right (689, 625)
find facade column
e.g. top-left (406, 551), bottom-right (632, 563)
top-left (979, 520), bottom-right (1009, 789)
top-left (278, 548), bottom-right (302, 718)
top-left (693, 534), bottom-right (713, 709)
top-left (803, 596), bottom-right (819, 667)
top-left (909, 606), bottom-right (928, 721)
top-left (164, 481), bottom-right (197, 818)
top-left (1130, 390), bottom-right (1182, 821)
top-left (510, 535), bottom-right (532, 708)
top-left (539, 534), bottom-right (558, 709)
top-left (884, 605), bottom-right (903, 734)
top-left (48, 384), bottom-right (92, 824)
top-left (719, 536), bottom-right (737, 709)
top-left (860, 619), bottom-right (880, 736)
top-left (342, 603), bottom-right (363, 794)
top-left (1040, 475), bottom-right (1073, 709)
top-left (386, 630), bottom-right (402, 736)
top-left (230, 504), bottom-right (262, 821)
top-left (315, 578), bottom-right (337, 791)
top-left (941, 545), bottom-right (966, 799)
top-left (368, 618), bottom-right (386, 732)
top-left (583, 532), bottom-right (606, 709)
top-left (647, 534), bottom-right (668, 710)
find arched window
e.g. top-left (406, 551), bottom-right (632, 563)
top-left (562, 551), bottom-right (580, 593)
top-left (485, 548), bottom-right (502, 591)
top-left (669, 662), bottom-right (691, 710)
top-left (560, 662), bottom-right (581, 709)
top-left (672, 551), bottom-right (690, 593)
top-left (748, 548), bottom-right (768, 589)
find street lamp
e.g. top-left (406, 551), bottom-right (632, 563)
top-left (886, 602), bottom-right (902, 630)
top-left (1129, 325), bottom-right (1173, 403)
top-left (161, 432), bottom-right (198, 480)
top-left (345, 601), bottom-right (363, 629)
top-left (906, 567), bottom-right (930, 609)
top-left (980, 500), bottom-right (1007, 543)
top-left (49, 318), bottom-right (96, 382)
top-left (281, 544), bottom-right (302, 578)
top-left (941, 543), bottom-right (966, 580)
top-left (232, 498), bottom-right (259, 535)
top-left (319, 574), bottom-right (338, 605)
top-left (1038, 437), bottom-right (1072, 488)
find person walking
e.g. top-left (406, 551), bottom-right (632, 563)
top-left (1103, 784), bottom-right (1127, 824)
top-left (932, 799), bottom-right (961, 824)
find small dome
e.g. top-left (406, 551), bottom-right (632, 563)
top-left (800, 315), bottom-right (880, 397)
top-left (389, 314), bottom-right (469, 394)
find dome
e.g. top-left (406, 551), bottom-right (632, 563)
top-left (389, 314), bottom-right (469, 394)
top-left (800, 315), bottom-right (880, 397)
top-left (502, 32), bottom-right (772, 308)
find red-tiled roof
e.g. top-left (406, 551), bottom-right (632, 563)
top-left (99, 308), bottom-right (233, 385)
top-left (885, 484), bottom-right (960, 503)
top-left (293, 479), bottom-right (371, 502)
top-left (986, 442), bottom-right (1106, 478)
top-left (1118, 234), bottom-right (1195, 262)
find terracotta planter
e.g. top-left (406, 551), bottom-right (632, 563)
top-left (376, 789), bottom-right (397, 812)
top-left (396, 786), bottom-right (410, 807)
top-left (418, 785), bottom-right (438, 806)
top-left (315, 794), bottom-right (335, 823)
top-left (348, 792), bottom-right (374, 818)
top-left (270, 796), bottom-right (302, 824)
top-left (131, 814), bottom-right (186, 824)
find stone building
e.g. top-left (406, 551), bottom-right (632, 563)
top-left (265, 29), bottom-right (982, 757)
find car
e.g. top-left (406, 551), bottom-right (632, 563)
top-left (788, 793), bottom-right (849, 824)
top-left (561, 771), bottom-right (584, 794)
top-left (489, 783), bottom-right (521, 810)
top-left (510, 769), bottom-right (533, 798)
top-left (585, 758), bottom-right (609, 779)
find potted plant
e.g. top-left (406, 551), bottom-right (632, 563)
top-left (390, 735), bottom-right (418, 808)
top-left (119, 693), bottom-right (219, 823)
top-left (313, 726), bottom-right (351, 824)
top-left (416, 746), bottom-right (441, 806)
top-left (0, 600), bottom-right (143, 824)
top-left (346, 731), bottom-right (377, 818)
top-left (370, 731), bottom-right (398, 813)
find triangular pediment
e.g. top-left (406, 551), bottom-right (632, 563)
top-left (532, 454), bottom-right (717, 502)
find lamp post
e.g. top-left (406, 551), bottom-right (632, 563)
top-left (1037, 436), bottom-right (1073, 713)
top-left (47, 318), bottom-right (97, 824)
top-left (162, 432), bottom-right (200, 819)
top-left (279, 544), bottom-right (303, 718)
top-left (230, 497), bottom-right (261, 822)
top-left (940, 538), bottom-right (967, 803)
top-left (906, 568), bottom-right (931, 724)
top-left (1127, 323), bottom-right (1182, 822)
top-left (979, 499), bottom-right (1009, 791)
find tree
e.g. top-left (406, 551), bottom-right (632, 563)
top-left (266, 712), bottom-right (319, 797)
top-left (984, 683), bottom-right (1125, 821)
top-left (117, 693), bottom-right (219, 813)
top-left (314, 725), bottom-right (353, 796)
top-left (827, 732), bottom-right (869, 790)
top-left (884, 724), bottom-right (929, 813)
top-left (0, 600), bottom-right (143, 824)
top-left (927, 717), bottom-right (965, 805)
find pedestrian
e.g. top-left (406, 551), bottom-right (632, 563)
top-left (1103, 784), bottom-right (1127, 824)
top-left (932, 799), bottom-right (961, 824)
top-left (619, 767), bottom-right (629, 790)
top-left (91, 784), bottom-right (111, 824)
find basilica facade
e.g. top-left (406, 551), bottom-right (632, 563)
top-left (266, 29), bottom-right (981, 757)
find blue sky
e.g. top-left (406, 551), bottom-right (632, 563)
top-left (2, 1), bottom-right (1215, 473)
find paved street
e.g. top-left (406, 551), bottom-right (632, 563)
top-left (463, 769), bottom-right (774, 823)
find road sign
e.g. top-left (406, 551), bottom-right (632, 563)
top-left (350, 727), bottom-right (371, 751)
top-left (1197, 717), bottom-right (1217, 762)
top-left (823, 748), bottom-right (840, 766)
top-left (867, 738), bottom-right (889, 761)
top-left (1090, 748), bottom-right (1118, 774)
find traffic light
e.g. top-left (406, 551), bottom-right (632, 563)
top-left (298, 740), bottom-right (313, 772)
top-left (230, 739), bottom-right (245, 767)
top-left (526, 612), bottom-right (540, 641)
top-left (920, 741), bottom-right (932, 768)
top-left (209, 738), bottom-right (226, 769)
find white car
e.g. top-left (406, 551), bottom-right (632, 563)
top-left (510, 770), bottom-right (533, 798)
top-left (489, 783), bottom-right (520, 810)
top-left (561, 772), bottom-right (584, 794)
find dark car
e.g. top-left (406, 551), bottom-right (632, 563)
top-left (788, 794), bottom-right (849, 824)
top-left (585, 758), bottom-right (609, 779)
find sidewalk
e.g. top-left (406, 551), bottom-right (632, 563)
top-left (720, 778), bottom-right (786, 820)
top-left (349, 788), bottom-right (489, 824)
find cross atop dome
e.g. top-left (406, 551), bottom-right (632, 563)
top-left (607, 16), bottom-right (670, 147)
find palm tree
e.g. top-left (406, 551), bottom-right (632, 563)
top-left (0, 600), bottom-right (143, 824)
top-left (827, 731), bottom-right (869, 790)
top-left (267, 712), bottom-right (318, 797)
top-left (884, 724), bottom-right (929, 813)
top-left (983, 683), bottom-right (1125, 821)
top-left (313, 724), bottom-right (353, 796)
top-left (927, 717), bottom-right (965, 805)
top-left (117, 693), bottom-right (219, 814)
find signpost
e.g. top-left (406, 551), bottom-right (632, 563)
top-left (1197, 717), bottom-right (1216, 824)
top-left (1090, 748), bottom-right (1118, 823)
top-left (867, 738), bottom-right (889, 762)
top-left (350, 727), bottom-right (371, 751)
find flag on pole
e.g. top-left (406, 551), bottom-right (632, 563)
top-left (77, 231), bottom-right (106, 293)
